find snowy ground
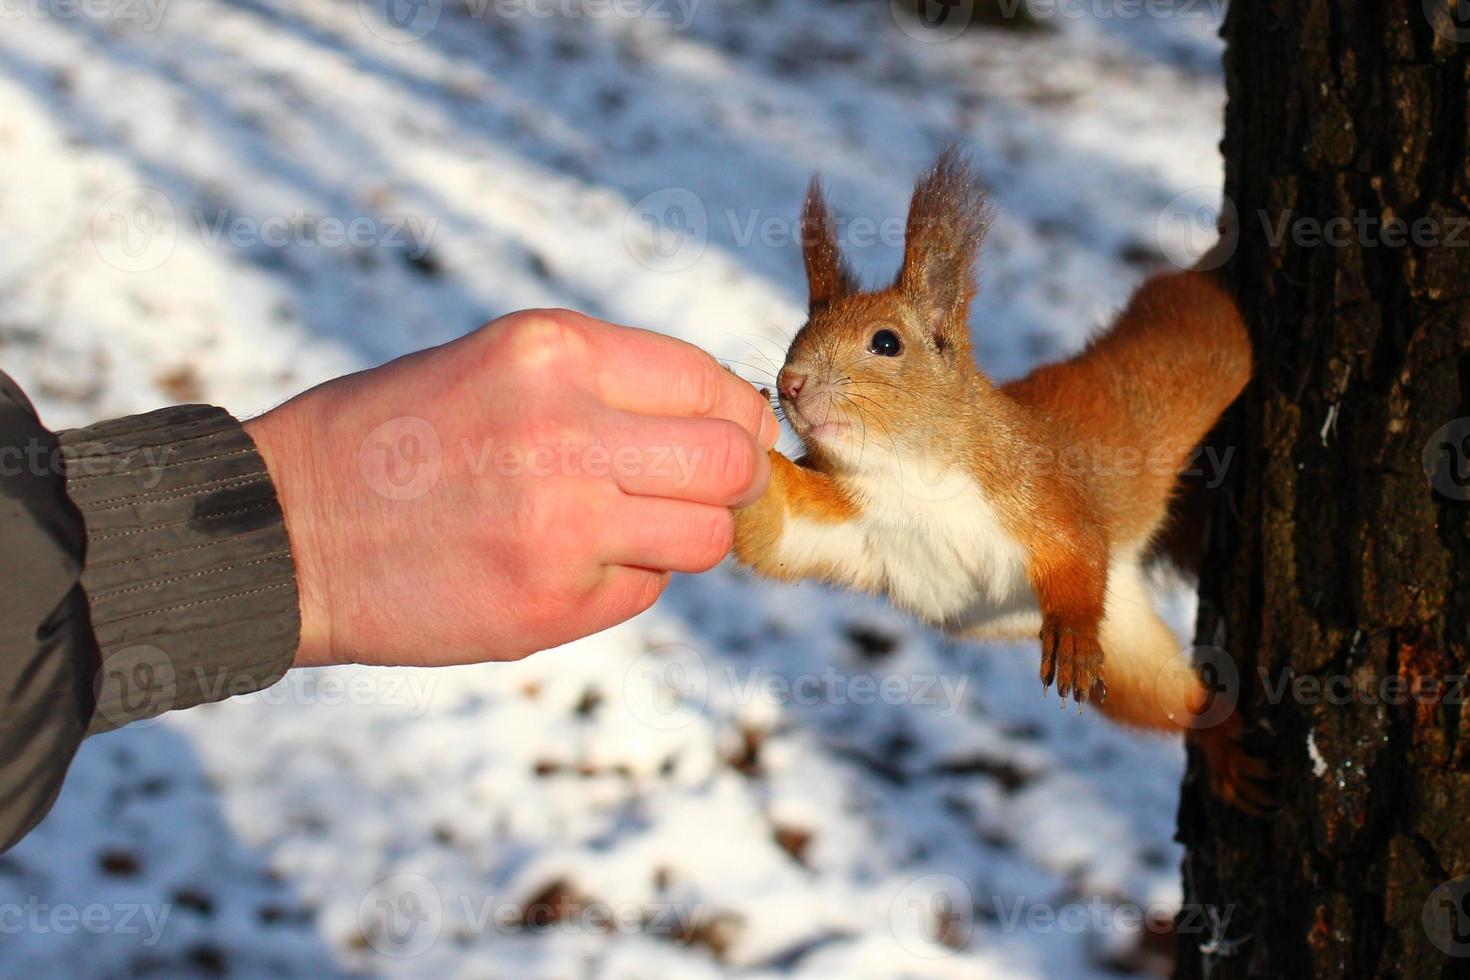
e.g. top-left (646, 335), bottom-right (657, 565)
top-left (0, 1), bottom-right (1227, 976)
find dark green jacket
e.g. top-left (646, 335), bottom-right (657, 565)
top-left (0, 370), bottom-right (300, 851)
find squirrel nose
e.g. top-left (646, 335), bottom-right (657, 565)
top-left (778, 370), bottom-right (807, 402)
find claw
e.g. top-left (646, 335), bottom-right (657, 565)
top-left (1196, 716), bottom-right (1278, 817)
top-left (1038, 616), bottom-right (1105, 710)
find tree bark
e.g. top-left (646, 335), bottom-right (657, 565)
top-left (1176, 3), bottom-right (1470, 979)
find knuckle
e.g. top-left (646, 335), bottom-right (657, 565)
top-left (497, 309), bottom-right (590, 375)
top-left (611, 571), bottom-right (667, 618)
top-left (684, 360), bottom-right (722, 418)
top-left (690, 509), bottom-right (735, 569)
top-left (704, 423), bottom-right (756, 496)
top-left (633, 572), bottom-right (668, 614)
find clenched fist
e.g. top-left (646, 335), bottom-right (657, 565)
top-left (245, 308), bottom-right (777, 668)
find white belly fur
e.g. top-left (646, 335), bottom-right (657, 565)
top-left (776, 463), bottom-right (1149, 644)
top-left (831, 465), bottom-right (1039, 637)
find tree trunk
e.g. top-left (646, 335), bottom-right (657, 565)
top-left (1175, 4), bottom-right (1470, 979)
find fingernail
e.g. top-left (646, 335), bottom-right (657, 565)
top-left (758, 405), bottom-right (779, 450)
top-left (733, 445), bottom-right (771, 508)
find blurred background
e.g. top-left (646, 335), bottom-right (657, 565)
top-left (0, 1), bottom-right (1227, 976)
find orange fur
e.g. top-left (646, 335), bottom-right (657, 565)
top-left (732, 450), bottom-right (858, 583)
top-left (732, 150), bottom-right (1265, 811)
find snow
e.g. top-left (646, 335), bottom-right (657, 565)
top-left (0, 1), bottom-right (1225, 976)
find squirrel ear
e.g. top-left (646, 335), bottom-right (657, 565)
top-left (801, 177), bottom-right (857, 310)
top-left (897, 147), bottom-right (991, 352)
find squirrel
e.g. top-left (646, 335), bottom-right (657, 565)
top-left (731, 149), bottom-right (1270, 813)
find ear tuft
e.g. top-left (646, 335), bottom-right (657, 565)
top-left (897, 147), bottom-right (991, 350)
top-left (801, 176), bottom-right (858, 311)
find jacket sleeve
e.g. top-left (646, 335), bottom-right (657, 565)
top-left (0, 373), bottom-right (99, 852)
top-left (0, 370), bottom-right (301, 851)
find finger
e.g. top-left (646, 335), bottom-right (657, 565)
top-left (563, 313), bottom-right (778, 450)
top-left (602, 496), bottom-right (735, 574)
top-left (594, 412), bottom-right (770, 507)
top-left (585, 566), bottom-right (670, 633)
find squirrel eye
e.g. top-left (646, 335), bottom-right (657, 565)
top-left (868, 329), bottom-right (902, 357)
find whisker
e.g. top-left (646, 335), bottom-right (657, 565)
top-left (727, 332), bottom-right (786, 377)
top-left (721, 359), bottom-right (779, 384)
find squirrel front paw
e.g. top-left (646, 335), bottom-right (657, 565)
top-left (1039, 616), bottom-right (1107, 706)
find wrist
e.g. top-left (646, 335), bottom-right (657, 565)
top-left (244, 398), bottom-right (337, 668)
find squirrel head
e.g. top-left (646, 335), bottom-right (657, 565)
top-left (777, 148), bottom-right (993, 472)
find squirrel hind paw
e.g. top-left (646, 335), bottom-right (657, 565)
top-left (1039, 619), bottom-right (1106, 707)
top-left (1197, 721), bottom-right (1278, 817)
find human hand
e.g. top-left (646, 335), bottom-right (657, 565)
top-left (245, 308), bottom-right (777, 668)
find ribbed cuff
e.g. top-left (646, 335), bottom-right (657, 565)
top-left (58, 406), bottom-right (301, 734)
